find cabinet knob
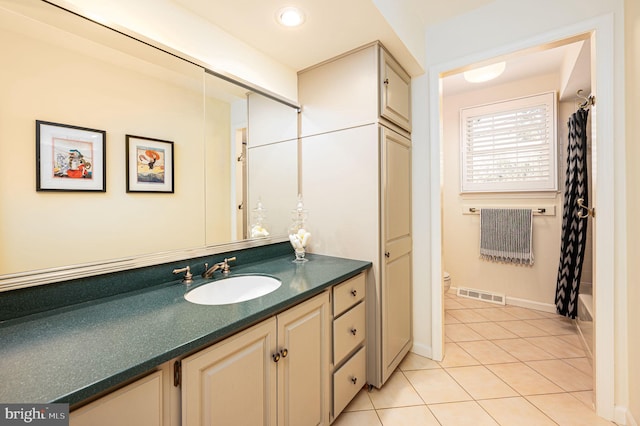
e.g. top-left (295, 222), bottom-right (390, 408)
top-left (350, 328), bottom-right (357, 336)
top-left (272, 353), bottom-right (281, 363)
top-left (351, 289), bottom-right (357, 297)
top-left (351, 377), bottom-right (358, 385)
top-left (385, 251), bottom-right (390, 258)
top-left (280, 348), bottom-right (288, 358)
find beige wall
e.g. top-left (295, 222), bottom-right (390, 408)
top-left (442, 74), bottom-right (581, 307)
top-left (625, 0), bottom-right (639, 423)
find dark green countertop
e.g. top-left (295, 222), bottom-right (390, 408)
top-left (0, 253), bottom-right (370, 405)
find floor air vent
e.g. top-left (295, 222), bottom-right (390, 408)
top-left (456, 287), bottom-right (505, 305)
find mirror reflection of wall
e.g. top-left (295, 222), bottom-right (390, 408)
top-left (247, 93), bottom-right (299, 242)
top-left (0, 0), bottom-right (299, 279)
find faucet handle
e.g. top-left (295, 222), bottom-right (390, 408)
top-left (173, 265), bottom-right (193, 284)
top-left (222, 257), bottom-right (236, 274)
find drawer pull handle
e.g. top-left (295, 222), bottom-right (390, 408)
top-left (383, 78), bottom-right (389, 85)
top-left (280, 348), bottom-right (288, 358)
top-left (351, 377), bottom-right (358, 385)
top-left (385, 251), bottom-right (390, 258)
top-left (272, 353), bottom-right (281, 363)
top-left (351, 289), bottom-right (357, 297)
top-left (350, 328), bottom-right (357, 336)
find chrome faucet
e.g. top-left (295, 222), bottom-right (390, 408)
top-left (202, 257), bottom-right (236, 279)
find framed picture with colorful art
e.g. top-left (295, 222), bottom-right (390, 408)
top-left (36, 120), bottom-right (106, 192)
top-left (126, 135), bottom-right (174, 193)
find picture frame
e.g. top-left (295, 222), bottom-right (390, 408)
top-left (36, 120), bottom-right (106, 192)
top-left (126, 135), bottom-right (174, 193)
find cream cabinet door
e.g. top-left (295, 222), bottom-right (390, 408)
top-left (379, 49), bottom-right (411, 131)
top-left (276, 292), bottom-right (330, 426)
top-left (70, 371), bottom-right (163, 426)
top-left (381, 127), bottom-right (412, 383)
top-left (182, 318), bottom-right (278, 426)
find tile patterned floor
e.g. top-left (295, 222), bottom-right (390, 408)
top-left (333, 291), bottom-right (614, 426)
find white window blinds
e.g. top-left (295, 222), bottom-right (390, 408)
top-left (460, 92), bottom-right (558, 193)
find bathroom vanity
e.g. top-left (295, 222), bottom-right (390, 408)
top-left (0, 246), bottom-right (370, 426)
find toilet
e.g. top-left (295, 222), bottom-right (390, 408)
top-left (443, 271), bottom-right (451, 293)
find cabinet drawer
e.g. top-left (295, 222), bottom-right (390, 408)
top-left (333, 301), bottom-right (365, 364)
top-left (333, 273), bottom-right (365, 316)
top-left (333, 346), bottom-right (366, 418)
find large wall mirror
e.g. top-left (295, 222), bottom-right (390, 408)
top-left (0, 0), bottom-right (299, 288)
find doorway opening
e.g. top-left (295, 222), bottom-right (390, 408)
top-left (429, 17), bottom-right (616, 420)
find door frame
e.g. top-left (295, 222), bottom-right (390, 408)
top-left (428, 14), bottom-right (618, 420)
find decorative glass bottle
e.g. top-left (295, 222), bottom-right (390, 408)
top-left (250, 199), bottom-right (270, 238)
top-left (288, 194), bottom-right (311, 262)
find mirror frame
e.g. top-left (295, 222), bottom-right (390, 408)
top-left (0, 1), bottom-right (299, 292)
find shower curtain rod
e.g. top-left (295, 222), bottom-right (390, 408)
top-left (576, 89), bottom-right (595, 110)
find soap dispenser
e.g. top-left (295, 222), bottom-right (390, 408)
top-left (288, 194), bottom-right (311, 262)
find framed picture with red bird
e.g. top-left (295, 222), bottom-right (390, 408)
top-left (36, 120), bottom-right (106, 192)
top-left (126, 135), bottom-right (174, 193)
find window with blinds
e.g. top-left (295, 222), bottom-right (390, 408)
top-left (460, 91), bottom-right (558, 193)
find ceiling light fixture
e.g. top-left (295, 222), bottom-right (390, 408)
top-left (463, 62), bottom-right (506, 83)
top-left (277, 6), bottom-right (305, 27)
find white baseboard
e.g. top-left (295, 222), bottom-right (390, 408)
top-left (504, 295), bottom-right (557, 313)
top-left (411, 342), bottom-right (432, 360)
top-left (620, 405), bottom-right (638, 426)
top-left (449, 287), bottom-right (557, 313)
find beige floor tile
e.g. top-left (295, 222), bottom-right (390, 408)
top-left (376, 405), bottom-right (441, 426)
top-left (486, 362), bottom-right (564, 395)
top-left (445, 365), bottom-right (518, 399)
top-left (445, 298), bottom-right (467, 310)
top-left (466, 321), bottom-right (518, 340)
top-left (525, 318), bottom-right (576, 335)
top-left (456, 298), bottom-right (497, 309)
top-left (428, 401), bottom-right (499, 426)
top-left (502, 305), bottom-right (548, 319)
top-left (527, 393), bottom-right (615, 425)
top-left (332, 410), bottom-right (381, 426)
top-left (495, 320), bottom-right (548, 337)
top-left (557, 333), bottom-right (586, 347)
top-left (563, 357), bottom-right (593, 376)
top-left (571, 390), bottom-right (595, 409)
top-left (343, 388), bottom-right (374, 412)
top-left (439, 343), bottom-right (480, 368)
top-left (444, 312), bottom-right (461, 324)
top-left (526, 359), bottom-right (593, 392)
top-left (367, 372), bottom-right (424, 409)
top-left (492, 338), bottom-right (556, 361)
top-left (457, 340), bottom-right (518, 364)
top-left (525, 336), bottom-right (587, 358)
top-left (399, 352), bottom-right (441, 371)
top-left (478, 397), bottom-right (556, 426)
top-left (447, 309), bottom-right (491, 323)
top-left (471, 307), bottom-right (518, 321)
top-left (404, 369), bottom-right (472, 404)
top-left (444, 323), bottom-right (484, 342)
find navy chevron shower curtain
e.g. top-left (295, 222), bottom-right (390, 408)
top-left (555, 108), bottom-right (589, 318)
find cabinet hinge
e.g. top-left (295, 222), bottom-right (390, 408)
top-left (173, 360), bottom-right (181, 387)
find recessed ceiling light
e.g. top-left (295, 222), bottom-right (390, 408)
top-left (277, 6), bottom-right (305, 27)
top-left (463, 62), bottom-right (506, 83)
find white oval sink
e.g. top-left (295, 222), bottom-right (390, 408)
top-left (185, 275), bottom-right (281, 305)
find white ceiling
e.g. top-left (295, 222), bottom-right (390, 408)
top-left (443, 40), bottom-right (590, 97)
top-left (171, 0), bottom-right (590, 96)
top-left (170, 0), bottom-right (494, 75)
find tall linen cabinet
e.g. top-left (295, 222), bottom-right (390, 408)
top-left (298, 42), bottom-right (412, 388)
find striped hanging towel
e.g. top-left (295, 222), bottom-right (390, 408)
top-left (480, 208), bottom-right (534, 265)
